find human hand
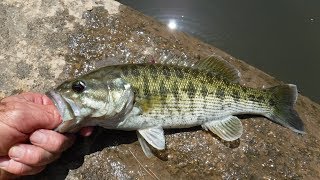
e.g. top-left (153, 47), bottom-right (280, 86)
top-left (0, 92), bottom-right (93, 178)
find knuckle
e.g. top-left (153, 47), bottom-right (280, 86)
top-left (28, 150), bottom-right (43, 165)
top-left (50, 136), bottom-right (65, 152)
top-left (10, 145), bottom-right (51, 166)
top-left (16, 164), bottom-right (26, 175)
top-left (6, 160), bottom-right (46, 176)
top-left (0, 102), bottom-right (23, 123)
top-left (6, 160), bottom-right (25, 175)
top-left (25, 147), bottom-right (54, 166)
top-left (2, 101), bottom-right (19, 112)
top-left (31, 130), bottom-right (69, 153)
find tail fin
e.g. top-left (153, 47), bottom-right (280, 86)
top-left (266, 84), bottom-right (304, 134)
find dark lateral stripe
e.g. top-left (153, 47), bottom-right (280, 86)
top-left (257, 95), bottom-right (265, 103)
top-left (200, 84), bottom-right (209, 98)
top-left (131, 68), bottom-right (140, 77)
top-left (149, 65), bottom-right (158, 79)
top-left (121, 66), bottom-right (129, 76)
top-left (159, 80), bottom-right (167, 97)
top-left (159, 80), bottom-right (167, 113)
top-left (172, 80), bottom-right (180, 101)
top-left (231, 89), bottom-right (240, 102)
top-left (186, 81), bottom-right (196, 114)
top-left (172, 80), bottom-right (181, 114)
top-left (162, 66), bottom-right (171, 77)
top-left (201, 85), bottom-right (208, 110)
top-left (215, 86), bottom-right (225, 100)
top-left (174, 67), bottom-right (184, 79)
top-left (187, 81), bottom-right (196, 99)
top-left (192, 69), bottom-right (200, 78)
top-left (269, 98), bottom-right (276, 107)
top-left (248, 94), bottom-right (256, 101)
top-left (143, 75), bottom-right (151, 98)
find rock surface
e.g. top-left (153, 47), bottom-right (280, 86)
top-left (0, 0), bottom-right (319, 179)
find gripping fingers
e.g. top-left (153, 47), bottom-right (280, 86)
top-left (0, 156), bottom-right (45, 176)
top-left (8, 144), bottom-right (60, 166)
top-left (30, 129), bottom-right (75, 153)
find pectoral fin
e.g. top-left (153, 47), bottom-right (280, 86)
top-left (202, 116), bottom-right (243, 141)
top-left (137, 126), bottom-right (165, 154)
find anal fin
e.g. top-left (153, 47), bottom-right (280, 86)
top-left (202, 116), bottom-right (243, 141)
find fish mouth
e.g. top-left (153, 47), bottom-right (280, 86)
top-left (46, 90), bottom-right (68, 120)
top-left (46, 91), bottom-right (81, 120)
top-left (46, 90), bottom-right (83, 133)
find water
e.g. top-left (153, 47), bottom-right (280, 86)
top-left (118, 0), bottom-right (320, 103)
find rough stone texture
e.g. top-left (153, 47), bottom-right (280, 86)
top-left (0, 0), bottom-right (319, 179)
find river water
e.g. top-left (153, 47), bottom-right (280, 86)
top-left (118, 0), bottom-right (320, 103)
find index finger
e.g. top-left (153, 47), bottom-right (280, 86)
top-left (1, 93), bottom-right (54, 106)
top-left (0, 102), bottom-right (62, 134)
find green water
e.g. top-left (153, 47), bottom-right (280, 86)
top-left (118, 0), bottom-right (320, 103)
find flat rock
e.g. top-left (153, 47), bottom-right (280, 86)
top-left (0, 0), bottom-right (319, 179)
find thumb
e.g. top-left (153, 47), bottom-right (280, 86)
top-left (0, 95), bottom-right (62, 134)
top-left (23, 103), bottom-right (63, 133)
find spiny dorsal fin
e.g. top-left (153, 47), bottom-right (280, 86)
top-left (150, 54), bottom-right (240, 83)
top-left (192, 56), bottom-right (240, 83)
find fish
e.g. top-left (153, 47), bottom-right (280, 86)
top-left (46, 56), bottom-right (304, 157)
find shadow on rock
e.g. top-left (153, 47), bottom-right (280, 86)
top-left (166, 126), bottom-right (241, 149)
top-left (23, 128), bottom-right (137, 180)
top-left (23, 125), bottom-right (245, 179)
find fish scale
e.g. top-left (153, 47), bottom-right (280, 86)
top-left (47, 56), bottom-right (304, 157)
top-left (119, 64), bottom-right (272, 120)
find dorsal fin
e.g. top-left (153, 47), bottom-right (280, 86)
top-left (192, 56), bottom-right (241, 83)
top-left (147, 54), bottom-right (240, 83)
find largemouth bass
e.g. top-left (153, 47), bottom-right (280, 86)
top-left (47, 57), bottom-right (304, 157)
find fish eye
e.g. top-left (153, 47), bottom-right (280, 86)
top-left (72, 80), bottom-right (86, 93)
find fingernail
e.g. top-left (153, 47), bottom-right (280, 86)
top-left (31, 130), bottom-right (46, 145)
top-left (10, 146), bottom-right (24, 160)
